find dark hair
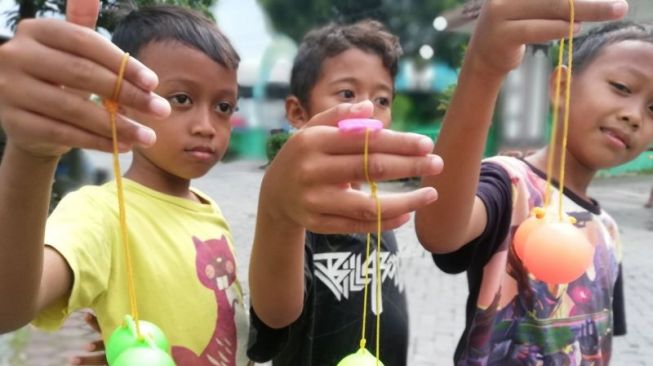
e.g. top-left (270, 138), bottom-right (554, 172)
top-left (112, 5), bottom-right (239, 70)
top-left (290, 19), bottom-right (402, 106)
top-left (570, 21), bottom-right (653, 74)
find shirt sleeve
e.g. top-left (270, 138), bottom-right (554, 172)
top-left (247, 233), bottom-right (315, 362)
top-left (32, 187), bottom-right (113, 331)
top-left (432, 162), bottom-right (513, 273)
top-left (612, 264), bottom-right (627, 336)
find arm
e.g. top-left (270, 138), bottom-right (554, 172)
top-left (0, 0), bottom-right (165, 332)
top-left (415, 0), bottom-right (627, 254)
top-left (0, 143), bottom-right (72, 332)
top-left (250, 101), bottom-right (443, 328)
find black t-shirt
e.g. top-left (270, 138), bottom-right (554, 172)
top-left (248, 231), bottom-right (409, 366)
top-left (434, 160), bottom-right (626, 365)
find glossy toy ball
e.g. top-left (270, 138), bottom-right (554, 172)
top-left (338, 348), bottom-right (384, 366)
top-left (513, 216), bottom-right (545, 260)
top-left (513, 207), bottom-right (547, 260)
top-left (106, 316), bottom-right (170, 365)
top-left (112, 346), bottom-right (176, 366)
top-left (521, 222), bottom-right (594, 284)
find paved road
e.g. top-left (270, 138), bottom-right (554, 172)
top-left (4, 156), bottom-right (653, 365)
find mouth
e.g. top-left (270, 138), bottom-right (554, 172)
top-left (215, 275), bottom-right (229, 290)
top-left (599, 127), bottom-right (631, 150)
top-left (185, 146), bottom-right (216, 160)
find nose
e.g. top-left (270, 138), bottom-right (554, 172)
top-left (617, 101), bottom-right (642, 131)
top-left (191, 108), bottom-right (216, 137)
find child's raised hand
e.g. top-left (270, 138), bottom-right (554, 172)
top-left (259, 101), bottom-right (444, 235)
top-left (467, 0), bottom-right (628, 77)
top-left (0, 0), bottom-right (168, 159)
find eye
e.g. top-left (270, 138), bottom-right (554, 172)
top-left (168, 94), bottom-right (192, 106)
top-left (609, 81), bottom-right (631, 94)
top-left (375, 96), bottom-right (391, 107)
top-left (215, 101), bottom-right (235, 115)
top-left (338, 89), bottom-right (355, 100)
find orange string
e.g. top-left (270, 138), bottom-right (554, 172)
top-left (103, 53), bottom-right (142, 338)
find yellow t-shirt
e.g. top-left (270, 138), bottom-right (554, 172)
top-left (33, 179), bottom-right (249, 365)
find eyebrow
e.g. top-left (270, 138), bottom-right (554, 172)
top-left (161, 77), bottom-right (238, 99)
top-left (328, 77), bottom-right (393, 94)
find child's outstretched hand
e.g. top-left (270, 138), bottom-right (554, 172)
top-left (468, 0), bottom-right (628, 77)
top-left (259, 100), bottom-right (443, 235)
top-left (70, 313), bottom-right (106, 366)
top-left (0, 0), bottom-right (168, 159)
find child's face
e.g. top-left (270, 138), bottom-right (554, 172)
top-left (564, 39), bottom-right (653, 170)
top-left (128, 41), bottom-right (238, 180)
top-left (290, 48), bottom-right (393, 127)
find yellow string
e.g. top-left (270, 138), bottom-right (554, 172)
top-left (103, 53), bottom-right (142, 338)
top-left (558, 0), bottom-right (575, 221)
top-left (544, 0), bottom-right (575, 222)
top-left (358, 127), bottom-right (382, 365)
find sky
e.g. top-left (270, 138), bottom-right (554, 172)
top-left (0, 0), bottom-right (273, 60)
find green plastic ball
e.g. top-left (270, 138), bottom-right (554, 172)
top-left (112, 346), bottom-right (176, 366)
top-left (337, 348), bottom-right (384, 366)
top-left (106, 315), bottom-right (170, 365)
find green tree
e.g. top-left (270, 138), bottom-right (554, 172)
top-left (258, 0), bottom-right (469, 66)
top-left (7, 0), bottom-right (216, 32)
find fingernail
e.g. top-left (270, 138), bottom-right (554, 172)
top-left (425, 188), bottom-right (438, 202)
top-left (137, 127), bottom-right (156, 146)
top-left (138, 69), bottom-right (158, 90)
top-left (429, 155), bottom-right (443, 171)
top-left (70, 357), bottom-right (80, 365)
top-left (351, 100), bottom-right (373, 114)
top-left (86, 343), bottom-right (95, 351)
top-left (418, 137), bottom-right (434, 152)
top-left (612, 1), bottom-right (628, 16)
top-left (149, 95), bottom-right (171, 117)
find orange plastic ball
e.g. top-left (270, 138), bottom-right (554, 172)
top-left (513, 216), bottom-right (545, 260)
top-left (521, 222), bottom-right (594, 284)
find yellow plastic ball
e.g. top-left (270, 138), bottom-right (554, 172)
top-left (337, 348), bottom-right (384, 366)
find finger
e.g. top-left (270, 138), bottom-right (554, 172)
top-left (1, 107), bottom-right (131, 153)
top-left (306, 212), bottom-right (412, 234)
top-left (312, 187), bottom-right (439, 221)
top-left (17, 19), bottom-right (159, 91)
top-left (85, 339), bottom-right (105, 352)
top-left (503, 0), bottom-right (627, 22)
top-left (66, 0), bottom-right (100, 29)
top-left (16, 42), bottom-right (168, 117)
top-left (504, 20), bottom-right (582, 45)
top-left (302, 187), bottom-right (438, 227)
top-left (302, 100), bottom-right (374, 128)
top-left (84, 312), bottom-right (101, 333)
top-left (7, 75), bottom-right (156, 146)
top-left (299, 127), bottom-right (435, 156)
top-left (301, 153), bottom-right (443, 185)
top-left (70, 353), bottom-right (107, 366)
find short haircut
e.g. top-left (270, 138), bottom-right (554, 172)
top-left (112, 5), bottom-right (239, 70)
top-left (290, 19), bottom-right (402, 106)
top-left (571, 21), bottom-right (653, 74)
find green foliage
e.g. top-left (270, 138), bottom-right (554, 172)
top-left (7, 0), bottom-right (216, 32)
top-left (265, 131), bottom-right (291, 162)
top-left (258, 0), bottom-right (469, 67)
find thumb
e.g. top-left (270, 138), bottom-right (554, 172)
top-left (66, 0), bottom-right (100, 29)
top-left (303, 100), bottom-right (374, 129)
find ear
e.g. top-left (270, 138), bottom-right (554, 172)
top-left (285, 95), bottom-right (310, 129)
top-left (548, 65), bottom-right (570, 107)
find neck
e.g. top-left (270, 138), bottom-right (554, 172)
top-left (124, 154), bottom-right (196, 202)
top-left (524, 146), bottom-right (596, 200)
